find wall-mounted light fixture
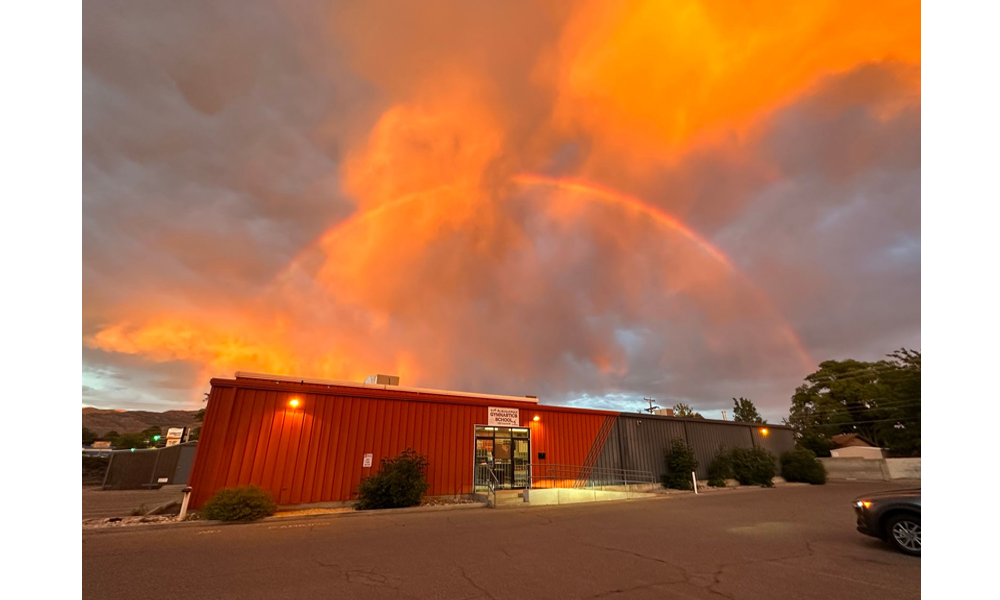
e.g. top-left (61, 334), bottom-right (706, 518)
top-left (288, 398), bottom-right (301, 408)
top-left (533, 416), bottom-right (540, 422)
top-left (760, 427), bottom-right (769, 437)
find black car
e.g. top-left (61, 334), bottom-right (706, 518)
top-left (853, 488), bottom-right (921, 556)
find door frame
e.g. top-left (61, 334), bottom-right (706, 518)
top-left (472, 424), bottom-right (531, 491)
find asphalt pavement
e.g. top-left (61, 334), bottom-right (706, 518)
top-left (82, 481), bottom-right (920, 600)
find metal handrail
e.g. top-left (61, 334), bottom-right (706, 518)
top-left (527, 463), bottom-right (656, 489)
top-left (475, 464), bottom-right (501, 507)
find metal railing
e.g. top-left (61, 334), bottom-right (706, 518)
top-left (474, 464), bottom-right (501, 507)
top-left (474, 462), bottom-right (657, 506)
top-left (527, 463), bottom-right (656, 490)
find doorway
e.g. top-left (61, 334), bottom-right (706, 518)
top-left (474, 425), bottom-right (530, 490)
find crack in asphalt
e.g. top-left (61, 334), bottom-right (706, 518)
top-left (455, 564), bottom-right (497, 600)
top-left (585, 581), bottom-right (681, 598)
top-left (313, 559), bottom-right (420, 598)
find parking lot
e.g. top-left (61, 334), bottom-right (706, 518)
top-left (83, 481), bottom-right (919, 599)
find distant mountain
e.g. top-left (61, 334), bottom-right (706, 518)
top-left (82, 407), bottom-right (201, 435)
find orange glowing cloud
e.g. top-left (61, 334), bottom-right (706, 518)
top-left (547, 0), bottom-right (920, 156)
top-left (83, 0), bottom-right (920, 411)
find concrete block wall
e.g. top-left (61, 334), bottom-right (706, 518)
top-left (819, 457), bottom-right (921, 481)
top-left (885, 458), bottom-right (921, 479)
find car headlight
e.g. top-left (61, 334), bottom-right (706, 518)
top-left (855, 500), bottom-right (872, 509)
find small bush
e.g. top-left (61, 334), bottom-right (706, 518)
top-left (202, 486), bottom-right (277, 522)
top-left (730, 447), bottom-right (776, 487)
top-left (356, 448), bottom-right (430, 510)
top-left (130, 505), bottom-right (148, 516)
top-left (780, 448), bottom-right (827, 484)
top-left (706, 447), bottom-right (733, 487)
top-left (661, 438), bottom-right (699, 490)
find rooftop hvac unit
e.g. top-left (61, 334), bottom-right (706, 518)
top-left (364, 374), bottom-right (400, 386)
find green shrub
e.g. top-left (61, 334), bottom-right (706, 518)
top-left (202, 486), bottom-right (277, 522)
top-left (661, 438), bottom-right (699, 490)
top-left (356, 448), bottom-right (430, 510)
top-left (780, 448), bottom-right (827, 484)
top-left (730, 447), bottom-right (776, 487)
top-left (706, 447), bottom-right (733, 487)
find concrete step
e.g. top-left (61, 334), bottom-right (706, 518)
top-left (494, 491), bottom-right (528, 508)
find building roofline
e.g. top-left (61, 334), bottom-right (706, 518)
top-left (212, 373), bottom-right (791, 428)
top-left (618, 411), bottom-right (792, 429)
top-left (233, 371), bottom-right (539, 404)
top-left (213, 375), bottom-right (621, 417)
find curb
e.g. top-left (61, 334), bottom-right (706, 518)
top-left (82, 501), bottom-right (487, 535)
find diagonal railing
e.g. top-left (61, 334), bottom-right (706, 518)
top-left (474, 463), bottom-right (501, 507)
top-left (527, 463), bottom-right (656, 490)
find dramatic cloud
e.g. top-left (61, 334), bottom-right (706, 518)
top-left (83, 1), bottom-right (920, 419)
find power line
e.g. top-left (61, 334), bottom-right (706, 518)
top-left (789, 399), bottom-right (922, 417)
top-left (792, 416), bottom-right (921, 427)
top-left (795, 367), bottom-right (920, 384)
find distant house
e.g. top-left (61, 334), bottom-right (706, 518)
top-left (830, 433), bottom-right (884, 459)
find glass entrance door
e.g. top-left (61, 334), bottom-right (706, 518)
top-left (474, 425), bottom-right (530, 491)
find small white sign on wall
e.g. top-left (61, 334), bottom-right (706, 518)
top-left (488, 407), bottom-right (520, 427)
top-left (363, 453), bottom-right (373, 468)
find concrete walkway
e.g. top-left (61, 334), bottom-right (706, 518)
top-left (82, 485), bottom-right (187, 519)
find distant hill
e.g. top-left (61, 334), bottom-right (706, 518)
top-left (82, 407), bottom-right (201, 435)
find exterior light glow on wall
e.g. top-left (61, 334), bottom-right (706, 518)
top-left (289, 398), bottom-right (300, 408)
top-left (760, 428), bottom-right (769, 437)
top-left (533, 416), bottom-right (540, 422)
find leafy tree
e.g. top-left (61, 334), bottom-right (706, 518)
top-left (83, 427), bottom-right (98, 446)
top-left (102, 430), bottom-right (119, 441)
top-left (112, 433), bottom-right (150, 450)
top-left (787, 349), bottom-right (920, 457)
top-left (732, 397), bottom-right (766, 423)
top-left (673, 403), bottom-right (704, 419)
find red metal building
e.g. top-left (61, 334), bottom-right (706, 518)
top-left (188, 372), bottom-right (793, 508)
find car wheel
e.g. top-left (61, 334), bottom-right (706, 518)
top-left (885, 513), bottom-right (920, 556)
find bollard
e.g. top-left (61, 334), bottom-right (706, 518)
top-left (178, 486), bottom-right (193, 520)
top-left (692, 471), bottom-right (698, 495)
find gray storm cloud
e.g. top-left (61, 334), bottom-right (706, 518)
top-left (83, 1), bottom-right (920, 420)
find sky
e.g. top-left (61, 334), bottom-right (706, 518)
top-left (82, 0), bottom-right (920, 421)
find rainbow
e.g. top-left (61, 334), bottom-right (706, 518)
top-left (512, 174), bottom-right (814, 371)
top-left (271, 173), bottom-right (814, 371)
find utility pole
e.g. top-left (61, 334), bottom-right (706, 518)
top-left (643, 398), bottom-right (661, 415)
top-left (721, 410), bottom-right (727, 421)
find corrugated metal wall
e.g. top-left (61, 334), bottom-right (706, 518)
top-left (685, 421), bottom-right (756, 479)
top-left (102, 442), bottom-right (198, 490)
top-left (592, 415), bottom-right (794, 481)
top-left (188, 378), bottom-right (799, 507)
top-left (188, 379), bottom-right (613, 508)
top-left (594, 416), bottom-right (686, 482)
top-left (753, 427), bottom-right (795, 460)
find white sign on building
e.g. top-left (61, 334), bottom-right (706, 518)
top-left (488, 407), bottom-right (520, 427)
top-left (363, 453), bottom-right (373, 468)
